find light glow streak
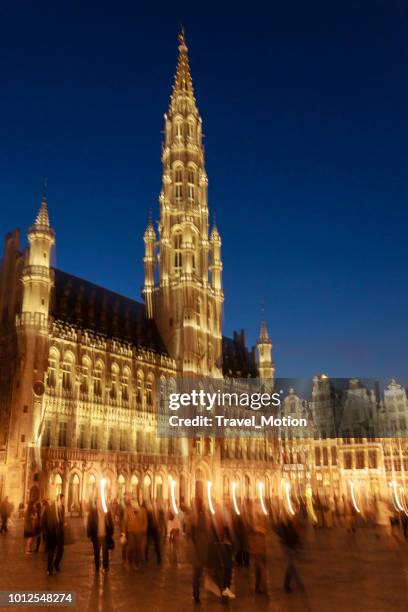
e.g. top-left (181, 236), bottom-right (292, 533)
top-left (306, 486), bottom-right (318, 525)
top-left (207, 481), bottom-right (215, 515)
top-left (100, 478), bottom-right (108, 513)
top-left (400, 489), bottom-right (408, 516)
top-left (285, 481), bottom-right (295, 516)
top-left (349, 481), bottom-right (360, 514)
top-left (258, 481), bottom-right (268, 515)
top-left (232, 481), bottom-right (240, 515)
top-left (170, 478), bottom-right (179, 515)
top-left (392, 480), bottom-right (404, 512)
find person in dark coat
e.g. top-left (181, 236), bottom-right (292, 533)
top-left (144, 502), bottom-right (161, 565)
top-left (277, 516), bottom-right (305, 593)
top-left (191, 498), bottom-right (210, 604)
top-left (0, 497), bottom-right (11, 534)
top-left (87, 499), bottom-right (114, 572)
top-left (42, 494), bottom-right (65, 575)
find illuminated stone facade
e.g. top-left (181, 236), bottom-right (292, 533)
top-left (0, 32), bottom-right (406, 513)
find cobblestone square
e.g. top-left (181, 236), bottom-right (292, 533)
top-left (1, 519), bottom-right (408, 611)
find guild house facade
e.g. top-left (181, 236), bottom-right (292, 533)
top-left (0, 32), bottom-right (407, 513)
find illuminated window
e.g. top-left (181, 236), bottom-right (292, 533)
top-left (90, 425), bottom-right (98, 449)
top-left (58, 422), bottom-right (67, 447)
top-left (77, 423), bottom-right (85, 449)
top-left (174, 167), bottom-right (183, 200)
top-left (174, 232), bottom-right (182, 272)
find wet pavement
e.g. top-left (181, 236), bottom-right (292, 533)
top-left (0, 518), bottom-right (407, 611)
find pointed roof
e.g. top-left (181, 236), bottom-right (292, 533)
top-left (258, 320), bottom-right (272, 345)
top-left (144, 220), bottom-right (156, 241)
top-left (170, 29), bottom-right (197, 112)
top-left (210, 212), bottom-right (221, 242)
top-left (35, 197), bottom-right (50, 227)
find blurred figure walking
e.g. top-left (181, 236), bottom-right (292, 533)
top-left (42, 494), bottom-right (65, 576)
top-left (87, 499), bottom-right (115, 572)
top-left (0, 496), bottom-right (11, 533)
top-left (277, 516), bottom-right (305, 594)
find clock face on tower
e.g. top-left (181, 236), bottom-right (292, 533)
top-left (33, 381), bottom-right (45, 397)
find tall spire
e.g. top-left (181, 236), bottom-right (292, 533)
top-left (258, 319), bottom-right (272, 344)
top-left (170, 29), bottom-right (197, 113)
top-left (35, 180), bottom-right (50, 228)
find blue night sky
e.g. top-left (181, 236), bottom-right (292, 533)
top-left (1, 1), bottom-right (407, 378)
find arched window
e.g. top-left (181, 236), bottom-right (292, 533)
top-left (136, 371), bottom-right (144, 405)
top-left (174, 166), bottom-right (183, 200)
top-left (146, 374), bottom-right (154, 410)
top-left (80, 355), bottom-right (91, 394)
top-left (94, 360), bottom-right (103, 398)
top-left (122, 367), bottom-right (130, 402)
top-left (110, 363), bottom-right (119, 400)
top-left (187, 167), bottom-right (195, 201)
top-left (187, 120), bottom-right (194, 139)
top-left (130, 475), bottom-right (138, 499)
top-left (47, 348), bottom-right (59, 388)
top-left (173, 232), bottom-right (182, 273)
top-left (192, 235), bottom-right (198, 273)
top-left (175, 120), bottom-right (183, 139)
top-left (61, 352), bottom-right (74, 391)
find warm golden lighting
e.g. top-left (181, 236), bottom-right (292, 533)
top-left (285, 481), bottom-right (295, 516)
top-left (170, 478), bottom-right (179, 515)
top-left (349, 481), bottom-right (360, 514)
top-left (232, 481), bottom-right (240, 515)
top-left (207, 480), bottom-right (215, 515)
top-left (100, 478), bottom-right (108, 513)
top-left (258, 481), bottom-right (268, 515)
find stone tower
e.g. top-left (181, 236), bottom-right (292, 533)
top-left (144, 31), bottom-right (224, 376)
top-left (257, 320), bottom-right (275, 388)
top-left (6, 195), bottom-right (55, 504)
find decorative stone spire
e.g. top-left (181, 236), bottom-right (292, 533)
top-left (35, 197), bottom-right (50, 228)
top-left (257, 318), bottom-right (274, 387)
top-left (152, 31), bottom-right (224, 376)
top-left (258, 319), bottom-right (272, 345)
top-left (169, 29), bottom-right (197, 114)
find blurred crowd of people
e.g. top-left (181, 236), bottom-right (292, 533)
top-left (1, 488), bottom-right (408, 604)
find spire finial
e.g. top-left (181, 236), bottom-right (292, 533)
top-left (178, 26), bottom-right (187, 52)
top-left (148, 206), bottom-right (153, 226)
top-left (43, 176), bottom-right (48, 202)
top-left (170, 27), bottom-right (195, 110)
top-left (213, 210), bottom-right (217, 228)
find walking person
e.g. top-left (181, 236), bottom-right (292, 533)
top-left (23, 500), bottom-right (37, 553)
top-left (144, 502), bottom-right (161, 565)
top-left (33, 501), bottom-right (42, 552)
top-left (168, 511), bottom-right (181, 566)
top-left (250, 522), bottom-right (268, 596)
top-left (191, 497), bottom-right (210, 604)
top-left (123, 499), bottom-right (147, 570)
top-left (0, 497), bottom-right (11, 534)
top-left (277, 516), bottom-right (305, 594)
top-left (42, 494), bottom-right (65, 576)
top-left (87, 499), bottom-right (115, 572)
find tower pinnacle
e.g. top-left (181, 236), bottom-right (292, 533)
top-left (35, 199), bottom-right (50, 228)
top-left (170, 29), bottom-right (196, 113)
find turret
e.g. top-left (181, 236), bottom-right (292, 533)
top-left (143, 218), bottom-right (156, 319)
top-left (210, 220), bottom-right (222, 293)
top-left (257, 320), bottom-right (274, 387)
top-left (21, 195), bottom-right (55, 326)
